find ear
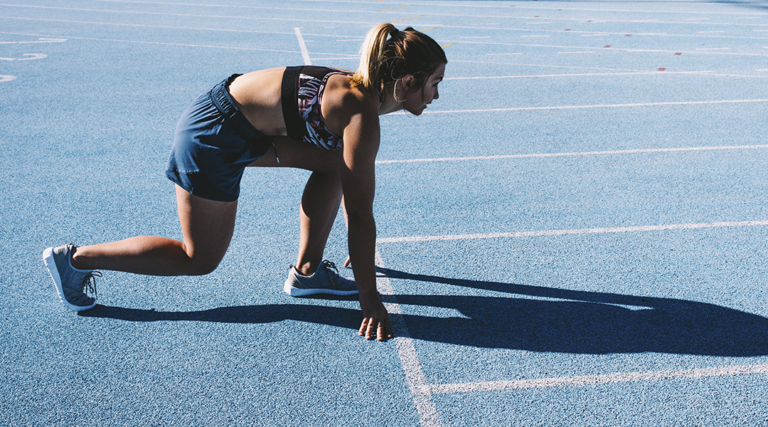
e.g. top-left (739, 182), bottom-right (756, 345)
top-left (403, 74), bottom-right (414, 88)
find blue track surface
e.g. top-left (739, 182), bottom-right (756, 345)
top-left (2, 0), bottom-right (768, 425)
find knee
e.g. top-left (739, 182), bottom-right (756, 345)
top-left (188, 259), bottom-right (220, 276)
top-left (184, 250), bottom-right (223, 276)
top-left (180, 241), bottom-right (227, 275)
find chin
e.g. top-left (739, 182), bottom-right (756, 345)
top-left (408, 105), bottom-right (427, 116)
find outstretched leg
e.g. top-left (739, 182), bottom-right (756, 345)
top-left (70, 185), bottom-right (238, 276)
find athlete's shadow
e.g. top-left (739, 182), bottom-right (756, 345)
top-left (376, 267), bottom-right (768, 357)
top-left (81, 267), bottom-right (768, 356)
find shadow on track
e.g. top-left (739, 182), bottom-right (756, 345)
top-left (81, 267), bottom-right (768, 357)
top-left (378, 267), bottom-right (768, 357)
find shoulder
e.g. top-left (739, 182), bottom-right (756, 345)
top-left (323, 75), bottom-right (380, 134)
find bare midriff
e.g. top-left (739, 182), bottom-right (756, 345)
top-left (226, 67), bottom-right (288, 137)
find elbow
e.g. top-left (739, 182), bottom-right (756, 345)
top-left (344, 201), bottom-right (375, 227)
top-left (346, 208), bottom-right (374, 224)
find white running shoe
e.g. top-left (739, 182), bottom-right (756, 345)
top-left (284, 260), bottom-right (357, 297)
top-left (43, 244), bottom-right (100, 311)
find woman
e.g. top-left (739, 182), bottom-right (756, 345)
top-left (43, 23), bottom-right (447, 342)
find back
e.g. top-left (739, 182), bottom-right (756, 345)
top-left (227, 67), bottom-right (287, 137)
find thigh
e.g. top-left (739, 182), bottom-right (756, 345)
top-left (176, 185), bottom-right (238, 266)
top-left (247, 136), bottom-right (342, 174)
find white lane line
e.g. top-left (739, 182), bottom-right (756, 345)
top-left (697, 72), bottom-right (768, 78)
top-left (376, 249), bottom-right (442, 427)
top-left (0, 30), bottom-right (358, 58)
top-left (0, 53), bottom-right (46, 61)
top-left (0, 3), bottom-right (378, 26)
top-left (0, 37), bottom-right (66, 44)
top-left (448, 71), bottom-right (766, 79)
top-left (0, 16), bottom-right (296, 35)
top-left (0, 30), bottom-right (307, 54)
top-left (376, 145), bottom-right (768, 165)
top-left (308, 57), bottom-right (357, 62)
top-left (431, 364), bottom-right (768, 394)
top-left (420, 99), bottom-right (768, 115)
top-left (5, 3), bottom-right (768, 34)
top-left (453, 41), bottom-right (768, 57)
top-left (377, 221), bottom-right (768, 244)
top-left (450, 59), bottom-right (640, 72)
top-left (294, 27), bottom-right (312, 65)
top-left (0, 74), bottom-right (16, 82)
top-left (95, 0), bottom-right (768, 18)
top-left (5, 15), bottom-right (767, 45)
top-left (444, 71), bottom-right (711, 80)
top-left (8, 3), bottom-right (768, 34)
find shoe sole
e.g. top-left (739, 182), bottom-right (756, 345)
top-left (42, 248), bottom-right (96, 312)
top-left (283, 278), bottom-right (358, 297)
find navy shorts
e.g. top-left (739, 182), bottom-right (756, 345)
top-left (165, 74), bottom-right (273, 202)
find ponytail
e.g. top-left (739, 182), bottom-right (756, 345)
top-left (352, 23), bottom-right (447, 92)
top-left (351, 23), bottom-right (399, 89)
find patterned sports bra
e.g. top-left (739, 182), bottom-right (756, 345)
top-left (281, 66), bottom-right (380, 151)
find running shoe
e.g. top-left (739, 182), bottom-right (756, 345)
top-left (42, 244), bottom-right (100, 311)
top-left (284, 260), bottom-right (358, 296)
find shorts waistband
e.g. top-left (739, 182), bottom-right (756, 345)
top-left (209, 74), bottom-right (262, 142)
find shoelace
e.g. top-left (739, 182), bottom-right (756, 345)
top-left (80, 271), bottom-right (102, 298)
top-left (320, 260), bottom-right (341, 285)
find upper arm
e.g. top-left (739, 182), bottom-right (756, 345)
top-left (340, 106), bottom-right (380, 216)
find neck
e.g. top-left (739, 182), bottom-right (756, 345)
top-left (377, 82), bottom-right (405, 115)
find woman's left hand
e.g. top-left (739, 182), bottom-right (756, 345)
top-left (358, 294), bottom-right (393, 341)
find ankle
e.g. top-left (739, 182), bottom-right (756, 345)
top-left (294, 262), bottom-right (317, 277)
top-left (70, 247), bottom-right (88, 270)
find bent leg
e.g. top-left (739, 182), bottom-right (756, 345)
top-left (248, 136), bottom-right (345, 276)
top-left (71, 185), bottom-right (238, 276)
top-left (294, 170), bottom-right (343, 275)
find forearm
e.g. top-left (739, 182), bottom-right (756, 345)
top-left (346, 212), bottom-right (378, 297)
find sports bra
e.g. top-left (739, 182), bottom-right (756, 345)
top-left (281, 66), bottom-right (381, 151)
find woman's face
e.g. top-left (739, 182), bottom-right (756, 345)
top-left (402, 63), bottom-right (446, 116)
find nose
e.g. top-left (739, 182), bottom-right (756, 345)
top-left (433, 87), bottom-right (439, 101)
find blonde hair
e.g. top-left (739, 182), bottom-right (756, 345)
top-left (351, 23), bottom-right (447, 92)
